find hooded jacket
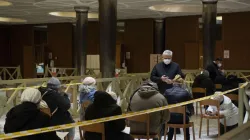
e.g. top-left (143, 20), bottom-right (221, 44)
top-left (129, 84), bottom-right (170, 134)
top-left (38, 87), bottom-right (74, 126)
top-left (192, 74), bottom-right (216, 96)
top-left (4, 102), bottom-right (60, 140)
top-left (84, 91), bottom-right (133, 140)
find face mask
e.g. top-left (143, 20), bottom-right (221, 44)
top-left (163, 59), bottom-right (171, 65)
top-left (217, 63), bottom-right (222, 67)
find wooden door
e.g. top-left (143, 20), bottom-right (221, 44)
top-left (23, 46), bottom-right (35, 78)
top-left (116, 44), bottom-right (121, 68)
top-left (184, 43), bottom-right (199, 69)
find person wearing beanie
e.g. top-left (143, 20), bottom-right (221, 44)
top-left (79, 77), bottom-right (97, 120)
top-left (84, 91), bottom-right (134, 140)
top-left (206, 94), bottom-right (238, 135)
top-left (38, 77), bottom-right (75, 140)
top-left (4, 88), bottom-right (60, 140)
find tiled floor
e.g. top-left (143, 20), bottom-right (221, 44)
top-left (0, 114), bottom-right (223, 140)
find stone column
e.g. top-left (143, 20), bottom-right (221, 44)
top-left (154, 19), bottom-right (165, 54)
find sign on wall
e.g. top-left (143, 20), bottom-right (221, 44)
top-left (224, 50), bottom-right (230, 59)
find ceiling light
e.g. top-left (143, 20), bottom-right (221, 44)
top-left (149, 4), bottom-right (202, 13)
top-left (49, 12), bottom-right (98, 19)
top-left (0, 17), bottom-right (27, 23)
top-left (0, 0), bottom-right (12, 6)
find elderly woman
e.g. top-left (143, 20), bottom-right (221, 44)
top-left (206, 94), bottom-right (238, 134)
top-left (4, 88), bottom-right (60, 140)
top-left (79, 77), bottom-right (97, 120)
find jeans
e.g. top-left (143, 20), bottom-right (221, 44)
top-left (167, 113), bottom-right (190, 140)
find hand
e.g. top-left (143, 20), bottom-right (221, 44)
top-left (161, 75), bottom-right (168, 82)
top-left (206, 111), bottom-right (213, 116)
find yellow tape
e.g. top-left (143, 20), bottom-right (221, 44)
top-left (0, 82), bottom-right (248, 140)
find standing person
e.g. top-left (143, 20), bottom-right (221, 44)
top-left (79, 77), bottom-right (97, 120)
top-left (129, 80), bottom-right (170, 140)
top-left (206, 58), bottom-right (224, 82)
top-left (4, 88), bottom-right (60, 140)
top-left (84, 91), bottom-right (134, 140)
top-left (38, 77), bottom-right (75, 140)
top-left (151, 50), bottom-right (184, 94)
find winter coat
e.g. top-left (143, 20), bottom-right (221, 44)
top-left (164, 85), bottom-right (194, 116)
top-left (4, 102), bottom-right (60, 140)
top-left (207, 95), bottom-right (238, 126)
top-left (150, 62), bottom-right (184, 94)
top-left (192, 74), bottom-right (216, 96)
top-left (129, 84), bottom-right (170, 134)
top-left (38, 87), bottom-right (74, 126)
top-left (222, 75), bottom-right (245, 94)
top-left (84, 91), bottom-right (133, 140)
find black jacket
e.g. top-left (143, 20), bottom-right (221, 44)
top-left (222, 75), bottom-right (246, 94)
top-left (206, 62), bottom-right (221, 82)
top-left (4, 102), bottom-right (60, 140)
top-left (38, 87), bottom-right (74, 126)
top-left (85, 91), bottom-right (133, 140)
top-left (192, 74), bottom-right (216, 96)
top-left (150, 62), bottom-right (184, 94)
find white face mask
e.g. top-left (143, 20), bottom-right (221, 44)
top-left (163, 59), bottom-right (171, 65)
top-left (217, 63), bottom-right (222, 67)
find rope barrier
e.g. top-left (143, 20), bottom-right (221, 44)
top-left (0, 82), bottom-right (248, 140)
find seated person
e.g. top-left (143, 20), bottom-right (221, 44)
top-left (206, 94), bottom-right (238, 135)
top-left (4, 88), bottom-right (60, 140)
top-left (164, 76), bottom-right (194, 140)
top-left (79, 77), bottom-right (97, 120)
top-left (84, 91), bottom-right (134, 140)
top-left (39, 77), bottom-right (75, 140)
top-left (129, 80), bottom-right (170, 140)
top-left (192, 70), bottom-right (215, 97)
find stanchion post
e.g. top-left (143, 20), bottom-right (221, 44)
top-left (72, 83), bottom-right (78, 116)
top-left (239, 83), bottom-right (244, 126)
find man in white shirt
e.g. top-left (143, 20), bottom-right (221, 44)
top-left (206, 94), bottom-right (238, 134)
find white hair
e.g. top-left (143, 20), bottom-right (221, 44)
top-left (21, 88), bottom-right (41, 104)
top-left (162, 50), bottom-right (173, 56)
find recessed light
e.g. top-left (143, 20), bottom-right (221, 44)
top-left (0, 17), bottom-right (27, 23)
top-left (49, 12), bottom-right (98, 19)
top-left (0, 0), bottom-right (12, 6)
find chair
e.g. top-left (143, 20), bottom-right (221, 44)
top-left (192, 88), bottom-right (206, 115)
top-left (215, 84), bottom-right (223, 91)
top-left (79, 101), bottom-right (92, 140)
top-left (79, 123), bottom-right (105, 140)
top-left (127, 113), bottom-right (159, 140)
top-left (164, 106), bottom-right (195, 140)
top-left (199, 99), bottom-right (226, 138)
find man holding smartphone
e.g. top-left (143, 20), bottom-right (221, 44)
top-left (150, 50), bottom-right (184, 94)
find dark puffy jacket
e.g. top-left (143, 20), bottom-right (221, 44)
top-left (85, 91), bottom-right (133, 140)
top-left (192, 74), bottom-right (216, 96)
top-left (4, 102), bottom-right (60, 140)
top-left (164, 85), bottom-right (194, 116)
top-left (150, 62), bottom-right (184, 94)
top-left (38, 87), bottom-right (74, 126)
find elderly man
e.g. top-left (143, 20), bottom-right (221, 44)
top-left (151, 50), bottom-right (184, 94)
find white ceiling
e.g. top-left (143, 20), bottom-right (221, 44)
top-left (0, 0), bottom-right (250, 24)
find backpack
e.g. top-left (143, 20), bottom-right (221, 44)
top-left (39, 91), bottom-right (58, 116)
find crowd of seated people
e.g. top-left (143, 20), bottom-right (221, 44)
top-left (4, 70), bottom-right (243, 140)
